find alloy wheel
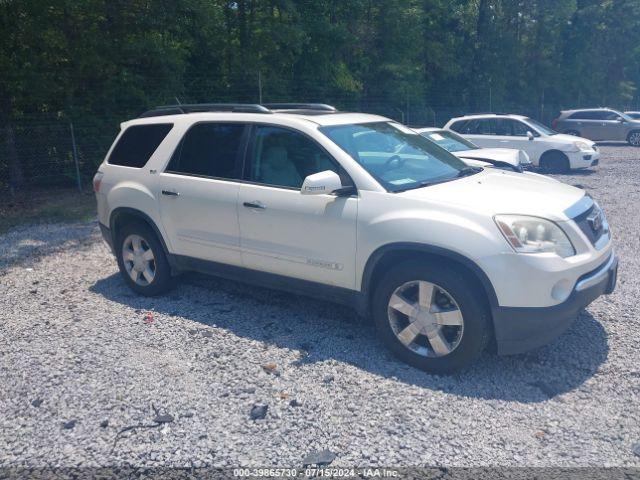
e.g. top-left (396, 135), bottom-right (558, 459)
top-left (387, 280), bottom-right (464, 357)
top-left (122, 234), bottom-right (156, 286)
top-left (629, 132), bottom-right (640, 146)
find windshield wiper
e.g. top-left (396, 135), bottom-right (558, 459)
top-left (393, 167), bottom-right (482, 193)
top-left (456, 166), bottom-right (483, 177)
top-left (394, 177), bottom-right (456, 192)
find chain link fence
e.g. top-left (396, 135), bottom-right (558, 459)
top-left (0, 119), bottom-right (119, 197)
top-left (0, 101), bottom-right (568, 199)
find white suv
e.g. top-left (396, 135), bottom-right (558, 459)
top-left (444, 113), bottom-right (599, 172)
top-left (94, 103), bottom-right (617, 373)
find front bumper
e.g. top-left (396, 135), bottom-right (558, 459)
top-left (493, 253), bottom-right (618, 355)
top-left (567, 149), bottom-right (600, 169)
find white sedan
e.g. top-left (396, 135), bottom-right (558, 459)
top-left (413, 127), bottom-right (531, 172)
top-left (443, 113), bottom-right (599, 172)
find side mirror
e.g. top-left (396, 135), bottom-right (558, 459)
top-left (527, 131), bottom-right (535, 141)
top-left (301, 170), bottom-right (345, 196)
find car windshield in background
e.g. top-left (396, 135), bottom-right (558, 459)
top-left (618, 111), bottom-right (634, 122)
top-left (320, 122), bottom-right (471, 192)
top-left (420, 130), bottom-right (478, 152)
top-left (526, 117), bottom-right (558, 135)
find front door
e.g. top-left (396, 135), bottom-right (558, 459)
top-left (489, 118), bottom-right (546, 164)
top-left (237, 125), bottom-right (358, 289)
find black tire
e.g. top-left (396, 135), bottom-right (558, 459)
top-left (627, 130), bottom-right (640, 146)
top-left (115, 222), bottom-right (173, 296)
top-left (539, 151), bottom-right (570, 173)
top-left (372, 260), bottom-right (491, 374)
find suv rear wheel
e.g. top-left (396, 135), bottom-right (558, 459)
top-left (372, 261), bottom-right (491, 373)
top-left (116, 223), bottom-right (173, 296)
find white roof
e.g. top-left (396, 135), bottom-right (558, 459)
top-left (449, 113), bottom-right (529, 121)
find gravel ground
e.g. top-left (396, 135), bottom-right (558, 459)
top-left (1, 144), bottom-right (639, 469)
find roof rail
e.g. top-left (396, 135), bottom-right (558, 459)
top-left (139, 103), bottom-right (272, 118)
top-left (139, 102), bottom-right (340, 118)
top-left (464, 112), bottom-right (510, 116)
top-left (262, 103), bottom-right (337, 112)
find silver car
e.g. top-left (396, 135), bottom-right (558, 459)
top-left (553, 108), bottom-right (640, 146)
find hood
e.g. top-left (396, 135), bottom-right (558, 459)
top-left (453, 147), bottom-right (526, 166)
top-left (553, 133), bottom-right (596, 146)
top-left (397, 169), bottom-right (586, 221)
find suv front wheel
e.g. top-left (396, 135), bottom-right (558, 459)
top-left (116, 223), bottom-right (173, 296)
top-left (627, 130), bottom-right (640, 146)
top-left (372, 261), bottom-right (491, 373)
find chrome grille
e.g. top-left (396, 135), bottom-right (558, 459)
top-left (573, 203), bottom-right (607, 245)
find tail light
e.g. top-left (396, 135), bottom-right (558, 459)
top-left (93, 171), bottom-right (104, 192)
top-left (551, 118), bottom-right (558, 130)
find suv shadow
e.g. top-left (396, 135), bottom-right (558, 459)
top-left (533, 167), bottom-right (596, 177)
top-left (90, 272), bottom-right (608, 404)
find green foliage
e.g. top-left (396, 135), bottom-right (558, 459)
top-left (1, 0), bottom-right (639, 189)
top-left (2, 0), bottom-right (640, 121)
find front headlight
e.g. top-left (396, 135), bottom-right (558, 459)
top-left (494, 215), bottom-right (575, 258)
top-left (573, 141), bottom-right (591, 151)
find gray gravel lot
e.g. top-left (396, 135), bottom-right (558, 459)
top-left (1, 144), bottom-right (639, 469)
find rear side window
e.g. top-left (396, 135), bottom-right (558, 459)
top-left (166, 123), bottom-right (245, 179)
top-left (461, 119), bottom-right (493, 135)
top-left (108, 124), bottom-right (173, 168)
top-left (568, 111), bottom-right (591, 120)
top-left (569, 111), bottom-right (611, 120)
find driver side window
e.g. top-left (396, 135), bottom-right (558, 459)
top-left (510, 120), bottom-right (532, 137)
top-left (246, 126), bottom-right (338, 189)
top-left (603, 111), bottom-right (622, 121)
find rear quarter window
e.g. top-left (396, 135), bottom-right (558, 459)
top-left (108, 123), bottom-right (173, 168)
top-left (449, 120), bottom-right (468, 133)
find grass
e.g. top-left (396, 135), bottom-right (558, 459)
top-left (0, 187), bottom-right (96, 234)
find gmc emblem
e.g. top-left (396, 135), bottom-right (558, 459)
top-left (587, 210), bottom-right (603, 233)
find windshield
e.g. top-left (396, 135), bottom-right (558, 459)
top-left (320, 122), bottom-right (473, 192)
top-left (525, 117), bottom-right (558, 136)
top-left (420, 129), bottom-right (478, 152)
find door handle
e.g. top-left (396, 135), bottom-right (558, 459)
top-left (243, 201), bottom-right (266, 210)
top-left (162, 190), bottom-right (180, 196)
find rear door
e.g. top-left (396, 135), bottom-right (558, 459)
top-left (456, 119), bottom-right (496, 148)
top-left (158, 122), bottom-right (248, 266)
top-left (237, 124), bottom-right (358, 289)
